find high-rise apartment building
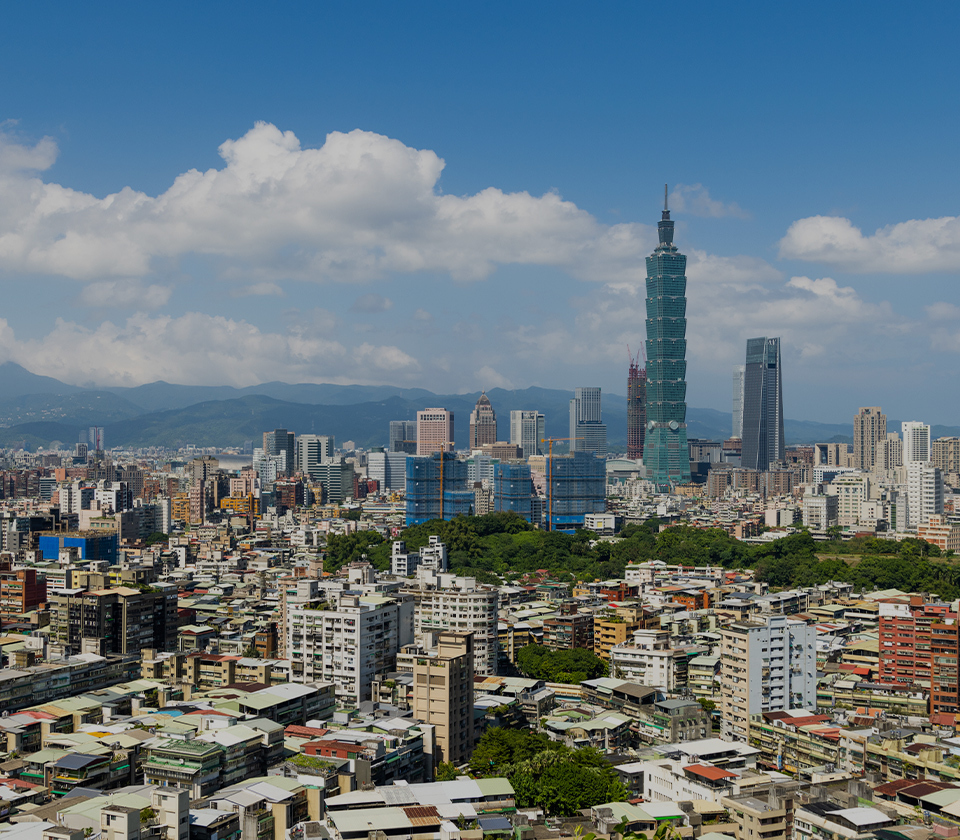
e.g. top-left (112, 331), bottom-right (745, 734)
top-left (286, 590), bottom-right (414, 706)
top-left (403, 569), bottom-right (499, 676)
top-left (389, 420), bottom-right (418, 454)
top-left (416, 408), bottom-right (454, 456)
top-left (411, 632), bottom-right (475, 767)
top-left (740, 337), bottom-right (784, 472)
top-left (0, 568), bottom-right (47, 619)
top-left (493, 462), bottom-right (534, 521)
top-left (296, 435), bottom-right (334, 477)
top-left (879, 432), bottom-right (903, 472)
top-left (879, 598), bottom-right (959, 714)
top-left (719, 615), bottom-right (816, 741)
top-left (509, 410), bottom-right (544, 458)
top-left (644, 189), bottom-right (691, 486)
top-left (732, 365), bottom-right (745, 439)
top-left (542, 451), bottom-right (606, 532)
top-left (405, 453), bottom-right (472, 525)
top-left (49, 584), bottom-right (178, 656)
top-left (263, 429), bottom-right (295, 477)
top-left (569, 387), bottom-right (607, 457)
top-left (853, 407), bottom-right (886, 471)
top-left (902, 421), bottom-right (931, 464)
top-left (906, 461), bottom-right (944, 528)
top-left (469, 392), bottom-right (498, 449)
top-left (933, 438), bottom-right (960, 474)
top-left (627, 353), bottom-right (646, 460)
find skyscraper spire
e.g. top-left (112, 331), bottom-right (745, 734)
top-left (658, 183), bottom-right (675, 248)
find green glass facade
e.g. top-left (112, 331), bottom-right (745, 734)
top-left (643, 194), bottom-right (691, 487)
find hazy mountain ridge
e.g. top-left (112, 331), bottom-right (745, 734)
top-left (0, 362), bottom-right (954, 451)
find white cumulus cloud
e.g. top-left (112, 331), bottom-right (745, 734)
top-left (779, 214), bottom-right (960, 272)
top-left (0, 313), bottom-right (420, 387)
top-left (0, 122), bottom-right (665, 287)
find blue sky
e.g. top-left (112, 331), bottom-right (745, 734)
top-left (1, 2), bottom-right (958, 423)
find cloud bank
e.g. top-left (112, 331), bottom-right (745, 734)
top-left (779, 214), bottom-right (960, 272)
top-left (0, 123), bottom-right (658, 286)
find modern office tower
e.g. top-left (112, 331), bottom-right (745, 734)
top-left (493, 462), bottom-right (534, 521)
top-left (719, 615), bottom-right (816, 741)
top-left (469, 392), bottom-right (498, 449)
top-left (879, 599), bottom-right (960, 715)
top-left (389, 420), bottom-right (418, 454)
top-left (311, 458), bottom-right (355, 503)
top-left (569, 387), bottom-right (607, 457)
top-left (542, 451), bottom-right (606, 532)
top-left (732, 365), bottom-right (745, 439)
top-left (366, 450), bottom-right (409, 492)
top-left (49, 585), bottom-right (178, 656)
top-left (296, 434), bottom-right (334, 477)
top-left (933, 438), bottom-right (960, 474)
top-left (853, 407), bottom-right (886, 471)
top-left (902, 421), bottom-right (931, 464)
top-left (627, 351), bottom-right (647, 460)
top-left (906, 461), bottom-right (944, 527)
top-left (740, 337), bottom-right (785, 472)
top-left (644, 188), bottom-right (691, 486)
top-left (411, 632), bottom-right (475, 767)
top-left (252, 448), bottom-right (286, 485)
top-left (286, 590), bottom-right (414, 706)
top-left (417, 408), bottom-right (454, 455)
top-left (405, 453), bottom-right (472, 525)
top-left (509, 410), bottom-right (545, 458)
top-left (263, 429), bottom-right (295, 477)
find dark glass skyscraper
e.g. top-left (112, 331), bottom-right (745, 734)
top-left (740, 337), bottom-right (784, 471)
top-left (643, 188), bottom-right (691, 486)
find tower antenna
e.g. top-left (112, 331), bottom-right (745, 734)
top-left (664, 183), bottom-right (669, 212)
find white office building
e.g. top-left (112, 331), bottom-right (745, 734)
top-left (510, 410), bottom-right (545, 459)
top-left (296, 435), bottom-right (335, 476)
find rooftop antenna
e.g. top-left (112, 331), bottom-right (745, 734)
top-left (664, 183), bottom-right (669, 212)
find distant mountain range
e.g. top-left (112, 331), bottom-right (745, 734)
top-left (0, 362), bottom-right (954, 452)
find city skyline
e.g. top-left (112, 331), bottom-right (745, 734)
top-left (0, 4), bottom-right (958, 425)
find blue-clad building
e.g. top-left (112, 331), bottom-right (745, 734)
top-left (38, 531), bottom-right (119, 564)
top-left (493, 463), bottom-right (534, 521)
top-left (405, 453), bottom-right (474, 525)
top-left (543, 452), bottom-right (606, 532)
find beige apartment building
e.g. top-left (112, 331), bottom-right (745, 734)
top-left (412, 631), bottom-right (475, 769)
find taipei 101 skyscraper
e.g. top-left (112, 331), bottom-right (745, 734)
top-left (643, 186), bottom-right (691, 487)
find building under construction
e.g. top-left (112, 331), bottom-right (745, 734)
top-left (627, 349), bottom-right (647, 460)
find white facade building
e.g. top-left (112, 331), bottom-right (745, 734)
top-left (403, 570), bottom-right (499, 676)
top-left (510, 410), bottom-right (545, 459)
top-left (719, 615), bottom-right (817, 741)
top-left (296, 435), bottom-right (334, 476)
top-left (609, 629), bottom-right (680, 689)
top-left (286, 591), bottom-right (414, 706)
top-left (906, 461), bottom-right (944, 528)
top-left (902, 421), bottom-right (931, 464)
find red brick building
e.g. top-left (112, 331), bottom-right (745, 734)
top-left (879, 597), bottom-right (960, 714)
top-left (0, 568), bottom-right (47, 619)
